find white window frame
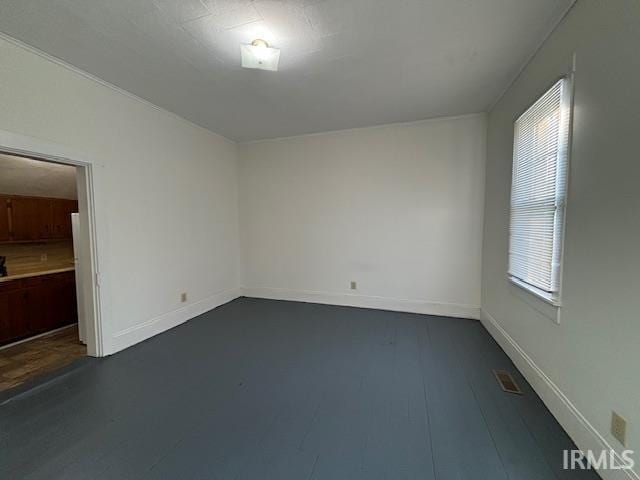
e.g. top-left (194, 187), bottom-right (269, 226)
top-left (508, 76), bottom-right (573, 306)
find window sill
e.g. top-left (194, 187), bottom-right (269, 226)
top-left (508, 276), bottom-right (562, 307)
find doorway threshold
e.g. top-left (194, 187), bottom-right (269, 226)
top-left (0, 325), bottom-right (88, 403)
top-left (0, 354), bottom-right (96, 405)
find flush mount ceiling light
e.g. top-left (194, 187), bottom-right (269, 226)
top-left (241, 39), bottom-right (280, 72)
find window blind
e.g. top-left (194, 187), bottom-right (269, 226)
top-left (509, 78), bottom-right (571, 295)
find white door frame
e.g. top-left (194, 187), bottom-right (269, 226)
top-left (0, 129), bottom-right (106, 357)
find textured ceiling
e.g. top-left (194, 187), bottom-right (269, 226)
top-left (0, 0), bottom-right (573, 141)
top-left (0, 154), bottom-right (77, 199)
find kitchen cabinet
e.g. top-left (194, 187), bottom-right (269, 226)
top-left (0, 271), bottom-right (77, 346)
top-left (49, 199), bottom-right (76, 239)
top-left (0, 284), bottom-right (29, 342)
top-left (9, 196), bottom-right (42, 241)
top-left (23, 278), bottom-right (51, 334)
top-left (41, 272), bottom-right (77, 332)
top-left (0, 195), bottom-right (78, 243)
top-left (0, 196), bottom-right (9, 241)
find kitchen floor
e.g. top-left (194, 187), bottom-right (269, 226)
top-left (0, 325), bottom-right (85, 392)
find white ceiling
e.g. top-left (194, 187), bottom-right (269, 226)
top-left (0, 154), bottom-right (77, 199)
top-left (0, 0), bottom-right (573, 142)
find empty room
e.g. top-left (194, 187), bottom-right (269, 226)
top-left (0, 1), bottom-right (637, 479)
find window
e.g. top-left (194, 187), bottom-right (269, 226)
top-left (509, 78), bottom-right (572, 303)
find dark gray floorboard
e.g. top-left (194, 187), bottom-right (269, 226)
top-left (0, 298), bottom-right (599, 479)
top-left (446, 319), bottom-right (558, 479)
top-left (419, 316), bottom-right (509, 480)
top-left (448, 320), bottom-right (600, 480)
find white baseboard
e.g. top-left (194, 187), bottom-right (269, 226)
top-left (110, 287), bottom-right (241, 354)
top-left (481, 309), bottom-right (639, 480)
top-left (241, 286), bottom-right (480, 320)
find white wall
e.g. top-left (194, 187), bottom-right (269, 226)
top-left (481, 2), bottom-right (640, 478)
top-left (0, 153), bottom-right (78, 199)
top-left (239, 114), bottom-right (486, 318)
top-left (0, 36), bottom-right (241, 355)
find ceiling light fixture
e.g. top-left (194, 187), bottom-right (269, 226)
top-left (241, 38), bottom-right (280, 71)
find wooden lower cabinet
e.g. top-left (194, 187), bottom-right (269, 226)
top-left (0, 271), bottom-right (77, 346)
top-left (0, 288), bottom-right (29, 342)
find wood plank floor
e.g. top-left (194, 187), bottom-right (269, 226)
top-left (0, 325), bottom-right (85, 392)
top-left (0, 298), bottom-right (599, 479)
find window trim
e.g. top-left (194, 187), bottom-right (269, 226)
top-left (508, 275), bottom-right (561, 307)
top-left (508, 73), bottom-right (574, 307)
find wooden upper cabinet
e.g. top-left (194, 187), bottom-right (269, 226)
top-left (50, 199), bottom-right (75, 239)
top-left (10, 196), bottom-right (42, 241)
top-left (0, 196), bottom-right (9, 241)
top-left (1, 195), bottom-right (78, 243)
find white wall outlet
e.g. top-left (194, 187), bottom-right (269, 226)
top-left (611, 411), bottom-right (627, 446)
top-left (350, 281), bottom-right (357, 290)
top-left (180, 292), bottom-right (187, 303)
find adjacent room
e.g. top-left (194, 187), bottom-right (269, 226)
top-left (0, 154), bottom-right (87, 392)
top-left (0, 1), bottom-right (637, 479)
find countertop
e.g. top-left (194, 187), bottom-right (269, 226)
top-left (0, 267), bottom-right (76, 283)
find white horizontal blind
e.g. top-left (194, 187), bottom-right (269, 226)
top-left (509, 78), bottom-right (571, 294)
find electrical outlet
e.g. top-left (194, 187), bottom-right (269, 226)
top-left (350, 281), bottom-right (357, 290)
top-left (180, 292), bottom-right (187, 303)
top-left (40, 253), bottom-right (48, 262)
top-left (611, 411), bottom-right (627, 446)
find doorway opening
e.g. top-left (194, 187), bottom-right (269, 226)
top-left (0, 151), bottom-right (100, 393)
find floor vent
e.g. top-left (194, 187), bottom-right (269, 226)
top-left (493, 369), bottom-right (523, 395)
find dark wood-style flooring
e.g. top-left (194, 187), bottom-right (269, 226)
top-left (0, 298), bottom-right (598, 479)
top-left (0, 325), bottom-right (85, 392)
